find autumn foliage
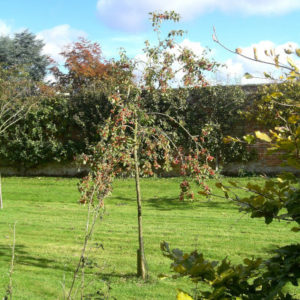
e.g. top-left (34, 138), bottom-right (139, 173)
top-left (51, 37), bottom-right (110, 90)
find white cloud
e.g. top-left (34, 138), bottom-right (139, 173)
top-left (214, 41), bottom-right (300, 85)
top-left (0, 20), bottom-right (12, 37)
top-left (179, 39), bottom-right (207, 55)
top-left (37, 25), bottom-right (87, 64)
top-left (96, 0), bottom-right (300, 31)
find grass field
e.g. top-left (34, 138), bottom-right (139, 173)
top-left (0, 176), bottom-right (298, 299)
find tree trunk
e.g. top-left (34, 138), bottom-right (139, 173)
top-left (133, 116), bottom-right (148, 280)
top-left (0, 173), bottom-right (3, 210)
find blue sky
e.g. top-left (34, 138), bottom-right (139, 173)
top-left (0, 0), bottom-right (299, 84)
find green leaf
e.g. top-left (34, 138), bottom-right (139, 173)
top-left (264, 72), bottom-right (272, 79)
top-left (219, 269), bottom-right (235, 281)
top-left (270, 92), bottom-right (283, 99)
top-left (277, 172), bottom-right (297, 182)
top-left (253, 47), bottom-right (258, 60)
top-left (223, 135), bottom-right (240, 143)
top-left (243, 134), bottom-right (255, 144)
top-left (295, 48), bottom-right (300, 57)
top-left (255, 131), bottom-right (272, 142)
top-left (209, 286), bottom-right (226, 298)
top-left (244, 72), bottom-right (253, 79)
top-left (288, 115), bottom-right (300, 124)
top-left (287, 57), bottom-right (299, 71)
top-left (244, 258), bottom-right (252, 266)
top-left (284, 49), bottom-right (293, 55)
top-left (274, 55), bottom-right (279, 67)
top-left (287, 158), bottom-right (300, 169)
top-left (158, 273), bottom-right (168, 279)
top-left (177, 291), bottom-right (193, 300)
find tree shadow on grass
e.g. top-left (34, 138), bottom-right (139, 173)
top-left (113, 195), bottom-right (235, 211)
top-left (146, 196), bottom-right (201, 211)
top-left (0, 244), bottom-right (73, 272)
top-left (98, 272), bottom-right (137, 281)
top-left (113, 195), bottom-right (189, 211)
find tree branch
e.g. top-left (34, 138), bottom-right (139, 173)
top-left (212, 27), bottom-right (300, 75)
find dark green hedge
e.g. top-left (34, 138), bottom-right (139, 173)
top-left (0, 86), bottom-right (253, 168)
top-left (186, 85), bottom-right (254, 167)
top-left (0, 91), bottom-right (111, 167)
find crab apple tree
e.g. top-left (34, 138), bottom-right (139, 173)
top-left (79, 11), bottom-right (217, 280)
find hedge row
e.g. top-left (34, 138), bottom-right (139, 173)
top-left (0, 85), bottom-right (254, 169)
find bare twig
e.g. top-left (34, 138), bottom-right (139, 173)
top-left (67, 174), bottom-right (109, 300)
top-left (212, 27), bottom-right (300, 75)
top-left (4, 222), bottom-right (17, 300)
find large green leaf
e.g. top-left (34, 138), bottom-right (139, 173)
top-left (255, 131), bottom-right (272, 142)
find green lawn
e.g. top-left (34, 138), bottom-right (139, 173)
top-left (0, 177), bottom-right (298, 299)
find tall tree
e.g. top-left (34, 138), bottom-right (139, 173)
top-left (0, 36), bottom-right (14, 65)
top-left (0, 30), bottom-right (49, 81)
top-left (51, 37), bottom-right (110, 92)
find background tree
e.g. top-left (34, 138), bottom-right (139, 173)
top-left (51, 38), bottom-right (110, 92)
top-left (0, 65), bottom-right (38, 209)
top-left (0, 90), bottom-right (112, 169)
top-left (0, 30), bottom-right (50, 81)
top-left (0, 38), bottom-right (113, 169)
top-left (0, 30), bottom-right (48, 209)
top-left (0, 36), bottom-right (14, 65)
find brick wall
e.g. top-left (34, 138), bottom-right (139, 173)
top-left (222, 84), bottom-right (299, 175)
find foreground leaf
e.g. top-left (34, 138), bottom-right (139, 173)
top-left (177, 291), bottom-right (193, 300)
top-left (255, 131), bottom-right (272, 142)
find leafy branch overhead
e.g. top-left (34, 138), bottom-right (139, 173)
top-left (213, 26), bottom-right (300, 80)
top-left (163, 29), bottom-right (300, 299)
